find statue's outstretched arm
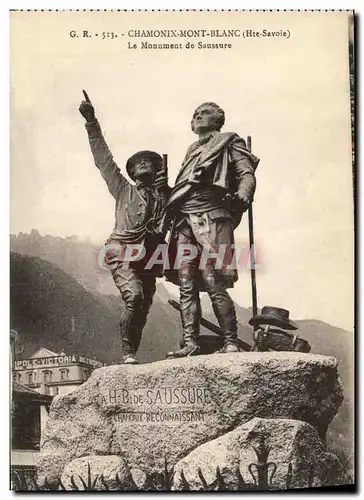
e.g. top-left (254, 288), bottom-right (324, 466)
top-left (79, 91), bottom-right (128, 199)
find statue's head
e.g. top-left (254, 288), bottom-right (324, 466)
top-left (191, 102), bottom-right (225, 135)
top-left (126, 150), bottom-right (162, 183)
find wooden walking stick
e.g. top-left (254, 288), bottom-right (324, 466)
top-left (162, 153), bottom-right (168, 175)
top-left (247, 136), bottom-right (258, 320)
top-left (159, 153), bottom-right (171, 236)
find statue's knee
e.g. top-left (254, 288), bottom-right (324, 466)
top-left (203, 273), bottom-right (218, 291)
top-left (122, 288), bottom-right (144, 310)
top-left (204, 273), bottom-right (228, 299)
top-left (179, 274), bottom-right (197, 296)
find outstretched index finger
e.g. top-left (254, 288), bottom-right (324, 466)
top-left (82, 90), bottom-right (92, 103)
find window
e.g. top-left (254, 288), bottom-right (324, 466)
top-left (27, 372), bottom-right (33, 384)
top-left (43, 370), bottom-right (52, 383)
top-left (60, 369), bottom-right (69, 381)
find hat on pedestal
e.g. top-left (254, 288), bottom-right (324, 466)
top-left (249, 306), bottom-right (298, 331)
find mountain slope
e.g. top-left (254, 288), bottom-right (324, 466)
top-left (10, 252), bottom-right (120, 363)
top-left (10, 230), bottom-right (115, 295)
top-left (10, 252), bottom-right (181, 365)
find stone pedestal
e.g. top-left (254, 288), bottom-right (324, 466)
top-left (38, 352), bottom-right (343, 487)
top-left (172, 417), bottom-right (343, 490)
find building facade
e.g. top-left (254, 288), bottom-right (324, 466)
top-left (10, 339), bottom-right (105, 488)
top-left (11, 381), bottom-right (53, 487)
top-left (13, 347), bottom-right (105, 396)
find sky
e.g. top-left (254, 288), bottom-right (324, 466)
top-left (10, 11), bottom-right (354, 331)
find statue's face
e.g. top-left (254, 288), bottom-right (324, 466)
top-left (191, 104), bottom-right (219, 135)
top-left (132, 158), bottom-right (155, 180)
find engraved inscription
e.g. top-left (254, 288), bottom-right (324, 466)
top-left (100, 386), bottom-right (213, 424)
top-left (100, 386), bottom-right (212, 406)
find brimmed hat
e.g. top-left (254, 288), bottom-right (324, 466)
top-left (126, 150), bottom-right (162, 179)
top-left (249, 306), bottom-right (298, 331)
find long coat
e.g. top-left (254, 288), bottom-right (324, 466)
top-left (163, 131), bottom-right (260, 290)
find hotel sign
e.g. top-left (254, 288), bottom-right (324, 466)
top-left (14, 355), bottom-right (104, 370)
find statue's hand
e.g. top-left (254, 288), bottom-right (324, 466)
top-left (232, 195), bottom-right (250, 229)
top-left (79, 101), bottom-right (95, 122)
top-left (155, 169), bottom-right (169, 190)
top-left (235, 193), bottom-right (251, 212)
top-left (232, 212), bottom-right (243, 229)
top-left (240, 197), bottom-right (250, 213)
top-left (79, 90), bottom-right (95, 122)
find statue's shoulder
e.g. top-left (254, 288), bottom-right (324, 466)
top-left (215, 132), bottom-right (247, 150)
top-left (209, 131), bottom-right (236, 143)
top-left (220, 132), bottom-right (238, 140)
top-left (221, 132), bottom-right (246, 146)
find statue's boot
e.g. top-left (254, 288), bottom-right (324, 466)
top-left (166, 335), bottom-right (200, 359)
top-left (121, 337), bottom-right (139, 364)
top-left (218, 331), bottom-right (240, 354)
top-left (119, 308), bottom-right (141, 365)
top-left (122, 354), bottom-right (139, 365)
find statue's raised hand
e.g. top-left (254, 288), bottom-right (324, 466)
top-left (79, 90), bottom-right (95, 122)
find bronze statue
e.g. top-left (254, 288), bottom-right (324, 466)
top-left (79, 91), bottom-right (169, 364)
top-left (164, 102), bottom-right (260, 358)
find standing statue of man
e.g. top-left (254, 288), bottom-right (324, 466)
top-left (164, 102), bottom-right (259, 358)
top-left (79, 93), bottom-right (169, 364)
